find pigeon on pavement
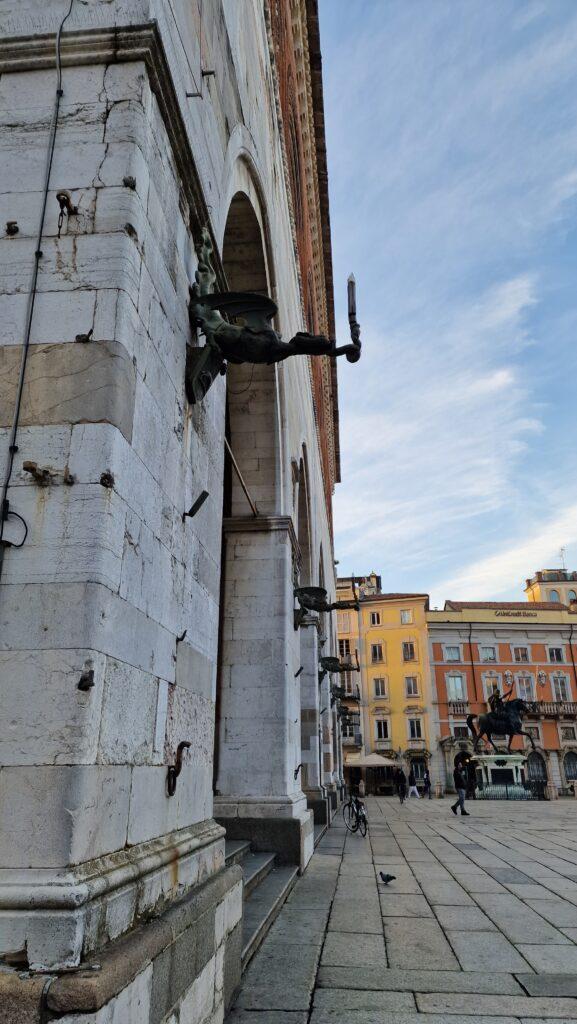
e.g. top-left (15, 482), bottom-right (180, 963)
top-left (379, 872), bottom-right (396, 885)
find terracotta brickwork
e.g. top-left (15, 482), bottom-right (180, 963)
top-left (269, 0), bottom-right (339, 520)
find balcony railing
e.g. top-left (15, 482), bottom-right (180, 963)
top-left (408, 738), bottom-right (426, 749)
top-left (375, 739), bottom-right (393, 751)
top-left (448, 700), bottom-right (468, 715)
top-left (343, 733), bottom-right (362, 746)
top-left (528, 701), bottom-right (577, 717)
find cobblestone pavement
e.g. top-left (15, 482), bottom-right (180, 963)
top-left (226, 795), bottom-right (577, 1023)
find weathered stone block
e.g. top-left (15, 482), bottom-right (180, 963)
top-left (0, 340), bottom-right (136, 441)
top-left (0, 765), bottom-right (131, 868)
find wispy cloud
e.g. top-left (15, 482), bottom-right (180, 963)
top-left (321, 0), bottom-right (577, 599)
top-left (435, 505), bottom-right (577, 605)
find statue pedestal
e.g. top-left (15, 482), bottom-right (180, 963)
top-left (475, 753), bottom-right (527, 786)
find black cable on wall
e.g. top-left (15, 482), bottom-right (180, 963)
top-left (0, 0), bottom-right (75, 584)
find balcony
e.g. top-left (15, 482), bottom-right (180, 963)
top-left (408, 738), bottom-right (426, 750)
top-left (343, 733), bottom-right (362, 746)
top-left (528, 701), bottom-right (577, 717)
top-left (448, 700), bottom-right (469, 716)
top-left (375, 739), bottom-right (393, 752)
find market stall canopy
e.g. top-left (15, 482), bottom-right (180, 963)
top-left (345, 752), bottom-right (398, 768)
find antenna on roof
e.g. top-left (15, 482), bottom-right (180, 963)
top-left (560, 546), bottom-right (567, 570)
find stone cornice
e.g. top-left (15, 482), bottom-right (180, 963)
top-left (222, 514), bottom-right (301, 565)
top-left (0, 22), bottom-right (225, 284)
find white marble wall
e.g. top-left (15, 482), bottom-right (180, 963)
top-left (0, 0), bottom-right (338, 983)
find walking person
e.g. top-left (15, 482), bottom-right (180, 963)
top-left (358, 776), bottom-right (366, 799)
top-left (408, 766), bottom-right (420, 798)
top-left (451, 762), bottom-right (469, 816)
top-left (423, 768), bottom-right (432, 800)
top-left (396, 767), bottom-right (407, 805)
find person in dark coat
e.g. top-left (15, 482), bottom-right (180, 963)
top-left (396, 768), bottom-right (407, 805)
top-left (451, 764), bottom-right (469, 816)
top-left (423, 768), bottom-right (432, 799)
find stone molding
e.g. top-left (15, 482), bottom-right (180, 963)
top-left (0, 22), bottom-right (222, 278)
top-left (43, 863), bottom-right (243, 1015)
top-left (222, 513), bottom-right (301, 566)
top-left (0, 819), bottom-right (224, 911)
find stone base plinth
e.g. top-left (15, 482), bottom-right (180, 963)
top-left (0, 863), bottom-right (242, 1023)
top-left (215, 798), bottom-right (313, 871)
top-left (0, 821), bottom-right (225, 971)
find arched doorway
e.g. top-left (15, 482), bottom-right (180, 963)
top-left (526, 751), bottom-right (547, 781)
top-left (564, 751), bottom-right (577, 785)
top-left (213, 187), bottom-right (313, 867)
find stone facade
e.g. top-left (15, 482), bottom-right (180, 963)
top-left (0, 1), bottom-right (344, 1019)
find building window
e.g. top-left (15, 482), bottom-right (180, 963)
top-left (483, 675), bottom-right (501, 700)
top-left (564, 751), bottom-right (577, 780)
top-left (400, 609), bottom-right (413, 624)
top-left (409, 718), bottom-right (422, 739)
top-left (411, 757), bottom-right (426, 780)
top-left (337, 613), bottom-right (350, 633)
top-left (549, 647), bottom-right (564, 663)
top-left (371, 643), bottom-right (384, 663)
top-left (553, 675), bottom-right (571, 702)
top-left (526, 726), bottom-right (540, 742)
top-left (370, 611), bottom-right (381, 626)
top-left (374, 677), bottom-right (387, 698)
top-left (375, 719), bottom-right (389, 740)
top-left (549, 589), bottom-right (560, 602)
top-left (480, 646), bottom-right (496, 662)
top-left (447, 673), bottom-right (465, 701)
top-left (342, 722), bottom-right (356, 738)
top-left (561, 726), bottom-right (577, 741)
top-left (513, 646), bottom-right (529, 663)
top-left (453, 724), bottom-right (469, 738)
top-left (338, 638), bottom-right (351, 657)
top-left (405, 676), bottom-right (419, 697)
top-left (445, 646), bottom-right (460, 662)
top-left (569, 590), bottom-right (577, 603)
top-left (517, 675), bottom-right (534, 702)
top-left (402, 641), bottom-right (416, 662)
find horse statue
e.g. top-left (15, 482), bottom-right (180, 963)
top-left (467, 698), bottom-right (536, 753)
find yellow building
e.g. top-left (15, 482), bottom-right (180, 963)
top-left (525, 569), bottom-right (577, 606)
top-left (336, 573), bottom-right (434, 792)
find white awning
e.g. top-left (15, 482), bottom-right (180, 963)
top-left (345, 752), bottom-right (398, 768)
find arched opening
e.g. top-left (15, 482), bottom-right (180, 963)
top-left (549, 589), bottom-right (560, 602)
top-left (564, 751), bottom-right (577, 782)
top-left (526, 751), bottom-right (547, 781)
top-left (569, 590), bottom-right (576, 603)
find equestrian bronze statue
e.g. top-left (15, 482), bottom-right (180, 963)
top-left (186, 229), bottom-right (361, 403)
top-left (467, 690), bottom-right (536, 753)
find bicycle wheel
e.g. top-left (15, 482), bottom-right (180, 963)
top-left (358, 813), bottom-right (367, 837)
top-left (343, 800), bottom-right (356, 832)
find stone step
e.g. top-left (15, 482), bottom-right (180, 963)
top-left (224, 839), bottom-right (251, 867)
top-left (314, 823), bottom-right (328, 847)
top-left (241, 864), bottom-right (299, 970)
top-left (239, 850), bottom-right (277, 898)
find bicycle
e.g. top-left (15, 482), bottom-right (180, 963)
top-left (342, 793), bottom-right (368, 836)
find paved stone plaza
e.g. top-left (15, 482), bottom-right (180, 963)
top-left (227, 796), bottom-right (577, 1023)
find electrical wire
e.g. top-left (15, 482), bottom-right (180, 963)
top-left (0, 0), bottom-right (74, 581)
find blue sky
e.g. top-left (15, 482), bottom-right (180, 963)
top-left (319, 0), bottom-right (577, 607)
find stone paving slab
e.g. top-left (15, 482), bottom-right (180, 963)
top-left (433, 904), bottom-right (497, 931)
top-left (316, 966), bottom-right (524, 994)
top-left (385, 917), bottom-right (460, 969)
top-left (321, 931), bottom-right (386, 969)
top-left (310, 1013), bottom-right (521, 1024)
top-left (227, 1013), bottom-right (307, 1023)
top-left (516, 944), bottom-right (577, 973)
top-left (313, 989), bottom-right (416, 1011)
top-left (447, 929), bottom-right (532, 972)
top-left (518, 976), bottom-right (577, 997)
top-left (379, 893), bottom-right (433, 917)
top-left (417, 994), bottom-right (577, 1017)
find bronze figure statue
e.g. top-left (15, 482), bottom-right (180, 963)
top-left (467, 698), bottom-right (536, 753)
top-left (186, 229), bottom-right (361, 403)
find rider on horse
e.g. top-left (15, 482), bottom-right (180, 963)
top-left (487, 684), bottom-right (514, 719)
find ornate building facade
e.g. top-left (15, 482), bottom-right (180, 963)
top-left (336, 574), bottom-right (436, 791)
top-left (0, 2), bottom-right (347, 1020)
top-left (428, 599), bottom-right (577, 795)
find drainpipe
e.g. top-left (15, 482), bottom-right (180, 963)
top-left (468, 622), bottom-right (478, 702)
top-left (569, 622), bottom-right (577, 704)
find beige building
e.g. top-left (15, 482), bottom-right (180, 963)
top-left (336, 574), bottom-right (435, 791)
